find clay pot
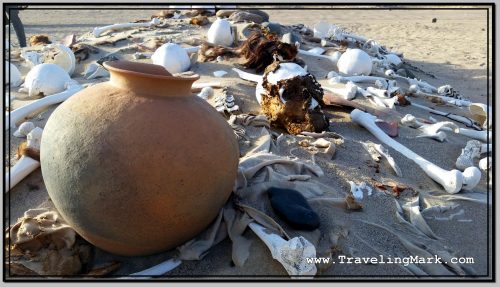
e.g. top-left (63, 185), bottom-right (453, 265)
top-left (40, 61), bottom-right (239, 256)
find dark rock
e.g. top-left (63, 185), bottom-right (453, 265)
top-left (267, 187), bottom-right (320, 230)
top-left (229, 11), bottom-right (264, 24)
top-left (396, 68), bottom-right (407, 77)
top-left (243, 9), bottom-right (269, 22)
top-left (262, 22), bottom-right (283, 35)
top-left (97, 55), bottom-right (119, 66)
top-left (432, 18), bottom-right (437, 23)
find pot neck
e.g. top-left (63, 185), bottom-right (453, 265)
top-left (104, 61), bottom-right (199, 98)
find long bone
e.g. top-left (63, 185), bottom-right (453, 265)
top-left (6, 127), bottom-right (43, 191)
top-left (248, 222), bottom-right (317, 277)
top-left (375, 79), bottom-right (399, 94)
top-left (232, 67), bottom-right (261, 83)
top-left (409, 101), bottom-right (482, 130)
top-left (408, 85), bottom-right (471, 107)
top-left (8, 82), bottom-right (82, 130)
top-left (401, 114), bottom-right (488, 142)
top-left (452, 128), bottom-right (491, 142)
top-left (351, 109), bottom-right (481, 193)
top-left (385, 69), bottom-right (437, 93)
top-left (365, 87), bottom-right (398, 109)
top-left (327, 71), bottom-right (386, 85)
top-left (298, 49), bottom-right (342, 65)
top-left (323, 82), bottom-right (357, 100)
top-left (352, 84), bottom-right (391, 108)
top-left (93, 18), bottom-right (160, 37)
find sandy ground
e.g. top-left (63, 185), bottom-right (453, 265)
top-left (4, 5), bottom-right (493, 279)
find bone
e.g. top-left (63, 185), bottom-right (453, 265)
top-left (85, 65), bottom-right (110, 80)
top-left (374, 79), bottom-right (399, 94)
top-left (409, 101), bottom-right (482, 130)
top-left (352, 84), bottom-right (389, 108)
top-left (332, 26), bottom-right (368, 43)
top-left (232, 67), bottom-right (262, 83)
top-left (361, 141), bottom-right (402, 177)
top-left (416, 121), bottom-right (459, 142)
top-left (327, 71), bottom-right (386, 84)
top-left (455, 140), bottom-right (483, 171)
top-left (408, 85), bottom-right (471, 107)
top-left (213, 70), bottom-right (228, 77)
top-left (364, 87), bottom-right (397, 108)
top-left (22, 63), bottom-right (72, 98)
top-left (298, 49), bottom-right (342, 65)
top-left (478, 157), bottom-right (492, 187)
top-left (42, 43), bottom-right (77, 75)
top-left (128, 258), bottom-right (182, 277)
top-left (454, 128), bottom-right (491, 142)
top-left (196, 86), bottom-right (214, 100)
top-left (207, 18), bottom-right (234, 46)
top-left (351, 109), bottom-right (481, 193)
top-left (248, 222), bottom-right (317, 277)
top-left (440, 126), bottom-right (491, 142)
top-left (478, 157), bottom-right (491, 172)
top-left (323, 82), bottom-right (357, 100)
top-left (469, 103), bottom-right (491, 130)
top-left (320, 39), bottom-right (340, 47)
top-left (93, 18), bottom-right (160, 37)
top-left (6, 127), bottom-right (43, 191)
top-left (191, 82), bottom-right (223, 92)
top-left (13, 122), bottom-right (35, 138)
top-left (348, 181), bottom-right (372, 200)
top-left (8, 82), bottom-right (82, 130)
top-left (307, 47), bottom-right (325, 55)
top-left (385, 69), bottom-right (437, 93)
top-left (337, 48), bottom-right (373, 76)
top-left (7, 61), bottom-right (23, 87)
top-left (366, 86), bottom-right (389, 98)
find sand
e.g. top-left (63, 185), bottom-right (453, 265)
top-left (5, 5), bottom-right (493, 279)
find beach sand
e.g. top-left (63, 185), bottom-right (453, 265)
top-left (5, 5), bottom-right (493, 279)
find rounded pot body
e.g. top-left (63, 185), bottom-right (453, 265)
top-left (41, 61), bottom-right (239, 256)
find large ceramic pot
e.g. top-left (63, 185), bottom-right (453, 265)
top-left (40, 61), bottom-right (239, 256)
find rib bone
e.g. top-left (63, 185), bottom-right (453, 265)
top-left (351, 109), bottom-right (481, 193)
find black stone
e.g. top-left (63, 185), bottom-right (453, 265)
top-left (267, 187), bottom-right (320, 231)
top-left (262, 22), bottom-right (283, 36)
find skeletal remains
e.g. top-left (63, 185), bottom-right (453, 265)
top-left (248, 222), bottom-right (317, 277)
top-left (455, 140), bottom-right (491, 171)
top-left (93, 18), bottom-right (161, 37)
top-left (8, 82), bottom-right (82, 130)
top-left (408, 84), bottom-right (471, 107)
top-left (351, 109), bottom-right (481, 193)
top-left (6, 127), bottom-right (43, 191)
top-left (20, 63), bottom-right (72, 98)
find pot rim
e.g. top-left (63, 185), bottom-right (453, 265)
top-left (103, 60), bottom-right (200, 82)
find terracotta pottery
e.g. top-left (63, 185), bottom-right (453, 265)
top-left (40, 61), bottom-right (239, 256)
